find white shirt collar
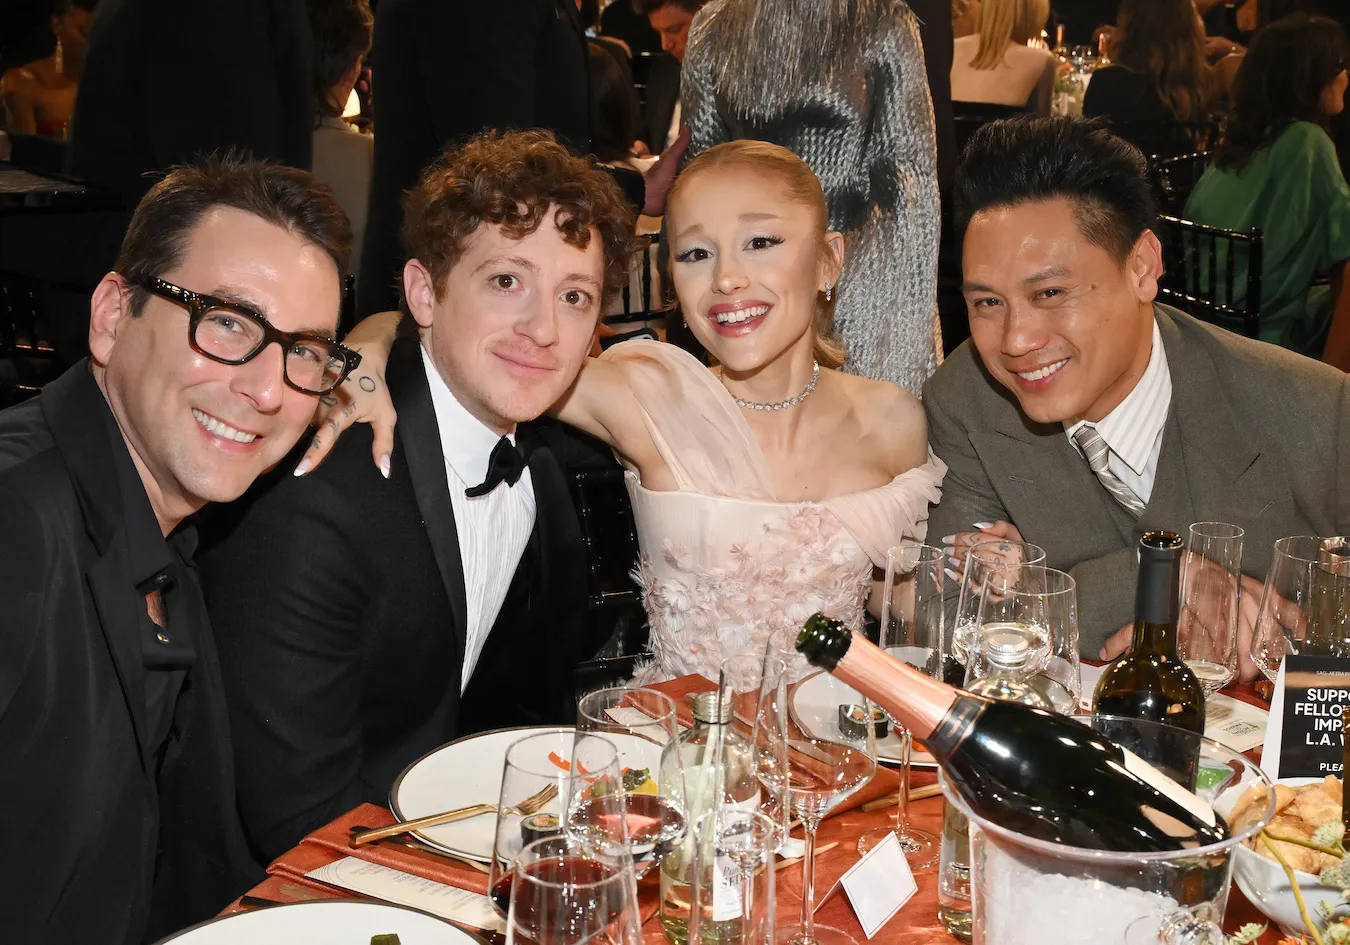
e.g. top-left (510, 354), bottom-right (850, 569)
top-left (420, 343), bottom-right (516, 488)
top-left (1065, 319), bottom-right (1171, 477)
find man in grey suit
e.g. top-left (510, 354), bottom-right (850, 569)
top-left (925, 117), bottom-right (1350, 678)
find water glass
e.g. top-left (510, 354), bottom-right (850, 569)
top-left (576, 687), bottom-right (687, 878)
top-left (965, 565), bottom-right (1080, 713)
top-left (1176, 523), bottom-right (1244, 692)
top-left (951, 539), bottom-right (1047, 676)
top-left (689, 808), bottom-right (777, 945)
top-left (858, 542), bottom-right (944, 867)
top-left (504, 835), bottom-right (642, 945)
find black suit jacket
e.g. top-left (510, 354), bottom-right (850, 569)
top-left (641, 54), bottom-right (681, 153)
top-left (358, 0), bottom-right (596, 316)
top-left (0, 366), bottom-right (259, 945)
top-left (199, 337), bottom-right (591, 861)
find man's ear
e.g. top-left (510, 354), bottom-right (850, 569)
top-left (88, 273), bottom-right (130, 368)
top-left (1131, 230), bottom-right (1163, 304)
top-left (403, 259), bottom-right (438, 330)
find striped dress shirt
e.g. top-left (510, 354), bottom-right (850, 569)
top-left (1064, 320), bottom-right (1172, 506)
top-left (421, 345), bottom-right (537, 693)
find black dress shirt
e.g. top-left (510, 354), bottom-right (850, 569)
top-left (103, 407), bottom-right (201, 763)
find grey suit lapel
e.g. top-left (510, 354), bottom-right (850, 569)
top-left (1149, 308), bottom-right (1280, 530)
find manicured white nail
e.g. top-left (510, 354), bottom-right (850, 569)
top-left (941, 535), bottom-right (956, 544)
top-left (379, 455), bottom-right (391, 479)
top-left (944, 567), bottom-right (960, 582)
top-left (949, 555), bottom-right (962, 569)
top-left (972, 521), bottom-right (994, 529)
top-left (293, 458), bottom-right (311, 477)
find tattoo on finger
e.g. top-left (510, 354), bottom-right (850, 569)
top-left (359, 376), bottom-right (377, 393)
top-left (310, 434), bottom-right (322, 450)
top-left (326, 419), bottom-right (340, 435)
top-left (343, 403), bottom-right (355, 417)
top-left (320, 394), bottom-right (338, 407)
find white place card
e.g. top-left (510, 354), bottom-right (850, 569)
top-left (1260, 661), bottom-right (1289, 780)
top-left (814, 832), bottom-right (917, 939)
top-left (307, 856), bottom-right (505, 933)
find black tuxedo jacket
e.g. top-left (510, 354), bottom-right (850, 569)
top-left (641, 54), bottom-right (681, 153)
top-left (359, 0), bottom-right (594, 316)
top-left (199, 337), bottom-right (591, 861)
top-left (0, 366), bottom-right (259, 945)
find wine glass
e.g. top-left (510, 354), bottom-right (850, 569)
top-left (689, 808), bottom-right (778, 945)
top-left (504, 834), bottom-right (642, 945)
top-left (575, 688), bottom-right (687, 879)
top-left (1251, 536), bottom-right (1350, 680)
top-left (857, 542), bottom-right (944, 867)
top-left (1176, 523), bottom-right (1244, 692)
top-left (966, 565), bottom-right (1080, 713)
top-left (767, 626), bottom-right (878, 945)
top-left (950, 539), bottom-right (1047, 680)
top-left (490, 731), bottom-right (627, 917)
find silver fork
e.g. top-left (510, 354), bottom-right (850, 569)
top-left (349, 782), bottom-right (559, 846)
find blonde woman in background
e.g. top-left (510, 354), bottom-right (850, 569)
top-left (950, 0), bottom-right (1056, 114)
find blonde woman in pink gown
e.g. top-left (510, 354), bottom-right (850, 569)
top-left (312, 140), bottom-right (945, 683)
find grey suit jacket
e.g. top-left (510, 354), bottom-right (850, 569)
top-left (924, 304), bottom-right (1350, 654)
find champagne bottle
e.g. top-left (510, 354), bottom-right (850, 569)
top-left (1092, 531), bottom-right (1205, 788)
top-left (796, 614), bottom-right (1229, 852)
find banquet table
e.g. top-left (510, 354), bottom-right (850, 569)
top-left (223, 674), bottom-right (1285, 945)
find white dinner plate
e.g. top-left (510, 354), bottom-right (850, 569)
top-left (390, 725), bottom-right (664, 863)
top-left (151, 899), bottom-right (479, 945)
top-left (789, 670), bottom-right (938, 767)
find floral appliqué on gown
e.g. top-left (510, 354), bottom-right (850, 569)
top-left (599, 340), bottom-right (947, 684)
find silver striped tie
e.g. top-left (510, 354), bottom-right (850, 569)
top-left (1072, 425), bottom-right (1146, 518)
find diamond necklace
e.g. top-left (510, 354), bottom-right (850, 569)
top-left (726, 361), bottom-right (821, 411)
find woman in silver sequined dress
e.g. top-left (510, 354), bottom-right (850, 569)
top-left (680, 0), bottom-right (943, 395)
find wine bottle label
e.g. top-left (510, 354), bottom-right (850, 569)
top-left (1119, 746), bottom-right (1216, 828)
top-left (712, 857), bottom-right (743, 921)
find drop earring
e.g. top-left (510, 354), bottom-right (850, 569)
top-left (824, 283), bottom-right (833, 302)
top-left (54, 38), bottom-right (64, 76)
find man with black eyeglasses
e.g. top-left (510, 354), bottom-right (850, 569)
top-left (0, 157), bottom-right (359, 945)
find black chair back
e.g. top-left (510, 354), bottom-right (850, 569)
top-left (604, 231), bottom-right (662, 328)
top-left (1152, 152), bottom-right (1212, 216)
top-left (951, 101), bottom-right (1027, 157)
top-left (567, 465), bottom-right (649, 695)
top-left (1156, 214), bottom-right (1263, 339)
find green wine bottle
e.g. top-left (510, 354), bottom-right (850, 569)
top-left (1091, 531), bottom-right (1206, 788)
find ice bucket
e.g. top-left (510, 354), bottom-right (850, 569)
top-left (938, 716), bottom-right (1276, 945)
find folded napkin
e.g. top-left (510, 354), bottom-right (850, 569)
top-left (266, 803), bottom-right (490, 896)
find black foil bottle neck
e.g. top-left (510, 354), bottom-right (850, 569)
top-left (1134, 530), bottom-right (1183, 654)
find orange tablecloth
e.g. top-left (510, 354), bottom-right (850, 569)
top-left (225, 676), bottom-right (1283, 944)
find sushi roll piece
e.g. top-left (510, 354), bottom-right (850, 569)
top-left (838, 703), bottom-right (887, 739)
top-left (520, 811), bottom-right (561, 845)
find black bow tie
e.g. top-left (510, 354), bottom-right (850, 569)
top-left (465, 436), bottom-right (529, 497)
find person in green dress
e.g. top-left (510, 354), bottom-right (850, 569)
top-left (1183, 13), bottom-right (1350, 369)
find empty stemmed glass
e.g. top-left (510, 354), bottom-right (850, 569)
top-left (575, 688), bottom-right (687, 879)
top-left (857, 542), bottom-right (944, 867)
top-left (767, 626), bottom-right (878, 945)
top-left (1251, 536), bottom-right (1350, 679)
top-left (950, 539), bottom-right (1047, 682)
top-left (504, 834), bottom-right (643, 945)
top-left (1176, 523), bottom-right (1244, 693)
